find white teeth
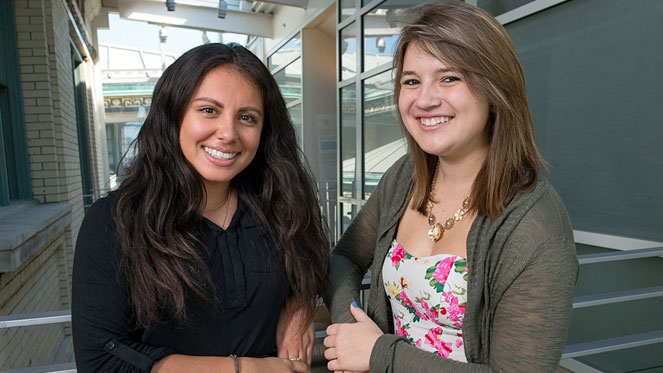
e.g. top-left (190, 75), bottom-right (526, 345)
top-left (204, 146), bottom-right (237, 160)
top-left (421, 117), bottom-right (451, 126)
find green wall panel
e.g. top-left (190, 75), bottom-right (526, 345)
top-left (507, 0), bottom-right (663, 241)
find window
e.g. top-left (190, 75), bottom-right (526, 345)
top-left (269, 33), bottom-right (303, 145)
top-left (0, 1), bottom-right (31, 206)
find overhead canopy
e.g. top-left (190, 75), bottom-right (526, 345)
top-left (102, 0), bottom-right (308, 38)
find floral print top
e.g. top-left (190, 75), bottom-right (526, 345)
top-left (382, 239), bottom-right (468, 362)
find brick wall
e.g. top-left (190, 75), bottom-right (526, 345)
top-left (0, 0), bottom-right (104, 368)
top-left (0, 233), bottom-right (68, 370)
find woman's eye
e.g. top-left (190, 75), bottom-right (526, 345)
top-left (239, 114), bottom-right (256, 123)
top-left (442, 76), bottom-right (461, 83)
top-left (402, 79), bottom-right (419, 86)
top-left (201, 107), bottom-right (217, 115)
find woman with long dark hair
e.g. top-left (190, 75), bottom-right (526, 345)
top-left (72, 43), bottom-right (329, 372)
top-left (324, 2), bottom-right (577, 372)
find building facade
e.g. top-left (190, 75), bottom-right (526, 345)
top-left (0, 0), bottom-right (108, 369)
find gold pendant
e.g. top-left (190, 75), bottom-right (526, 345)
top-left (428, 223), bottom-right (443, 242)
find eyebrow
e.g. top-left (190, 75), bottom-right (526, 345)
top-left (401, 68), bottom-right (461, 77)
top-left (192, 97), bottom-right (263, 116)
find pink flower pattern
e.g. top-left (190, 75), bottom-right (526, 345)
top-left (423, 327), bottom-right (454, 357)
top-left (390, 244), bottom-right (406, 267)
top-left (394, 314), bottom-right (409, 338)
top-left (432, 257), bottom-right (456, 285)
top-left (383, 240), bottom-right (468, 362)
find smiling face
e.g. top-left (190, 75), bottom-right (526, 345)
top-left (179, 66), bottom-right (263, 195)
top-left (398, 44), bottom-right (491, 161)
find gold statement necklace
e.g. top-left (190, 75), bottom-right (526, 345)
top-left (426, 161), bottom-right (471, 242)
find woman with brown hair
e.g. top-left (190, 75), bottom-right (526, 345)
top-left (324, 2), bottom-right (577, 372)
top-left (72, 43), bottom-right (328, 372)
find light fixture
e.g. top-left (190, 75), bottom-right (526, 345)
top-left (165, 0), bottom-right (175, 11)
top-left (218, 0), bottom-right (228, 19)
top-left (159, 26), bottom-right (167, 43)
top-left (386, 9), bottom-right (397, 28)
top-left (376, 37), bottom-right (386, 53)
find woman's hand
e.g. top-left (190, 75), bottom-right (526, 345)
top-left (276, 298), bottom-right (314, 367)
top-left (152, 355), bottom-right (308, 372)
top-left (324, 303), bottom-right (383, 372)
top-left (241, 357), bottom-right (309, 373)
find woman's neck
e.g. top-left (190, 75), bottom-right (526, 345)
top-left (203, 182), bottom-right (233, 221)
top-left (435, 146), bottom-right (488, 191)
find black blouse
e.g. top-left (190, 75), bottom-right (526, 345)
top-left (72, 196), bottom-right (288, 372)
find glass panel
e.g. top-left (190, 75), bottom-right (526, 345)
top-left (363, 70), bottom-right (404, 199)
top-left (340, 23), bottom-right (358, 81)
top-left (106, 121), bottom-right (142, 188)
top-left (110, 48), bottom-right (144, 69)
top-left (289, 103), bottom-right (303, 146)
top-left (476, 0), bottom-right (534, 16)
top-left (363, 0), bottom-right (409, 72)
top-left (268, 33), bottom-right (301, 72)
top-left (141, 52), bottom-right (163, 70)
top-left (340, 0), bottom-right (356, 22)
top-left (340, 84), bottom-right (357, 198)
top-left (340, 202), bottom-right (358, 234)
top-left (274, 58), bottom-right (302, 104)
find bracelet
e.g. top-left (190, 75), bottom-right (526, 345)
top-left (229, 354), bottom-right (240, 373)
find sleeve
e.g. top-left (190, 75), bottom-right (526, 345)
top-left (72, 199), bottom-right (175, 373)
top-left (369, 235), bottom-right (578, 373)
top-left (327, 191), bottom-right (380, 324)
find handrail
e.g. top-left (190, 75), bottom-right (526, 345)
top-left (2, 362), bottom-right (76, 373)
top-left (562, 330), bottom-right (663, 359)
top-left (577, 246), bottom-right (663, 264)
top-left (2, 246), bottom-right (661, 371)
top-left (0, 310), bottom-right (71, 329)
top-left (572, 286), bottom-right (663, 309)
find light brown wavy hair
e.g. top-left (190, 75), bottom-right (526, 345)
top-left (394, 1), bottom-right (545, 218)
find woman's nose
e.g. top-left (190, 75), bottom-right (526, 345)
top-left (415, 82), bottom-right (441, 109)
top-left (214, 115), bottom-right (238, 142)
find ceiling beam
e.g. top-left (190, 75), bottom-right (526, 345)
top-left (256, 0), bottom-right (308, 8)
top-left (116, 0), bottom-right (274, 38)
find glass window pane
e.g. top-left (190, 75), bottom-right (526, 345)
top-left (110, 48), bottom-right (144, 69)
top-left (363, 70), bottom-right (405, 199)
top-left (340, 202), bottom-right (358, 234)
top-left (476, 0), bottom-right (534, 16)
top-left (340, 0), bottom-right (356, 22)
top-left (274, 58), bottom-right (302, 104)
top-left (268, 33), bottom-right (301, 72)
top-left (363, 0), bottom-right (408, 72)
top-left (340, 84), bottom-right (357, 198)
top-left (289, 103), bottom-right (303, 146)
top-left (341, 23), bottom-right (358, 81)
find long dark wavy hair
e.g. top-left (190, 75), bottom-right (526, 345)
top-left (112, 43), bottom-right (329, 329)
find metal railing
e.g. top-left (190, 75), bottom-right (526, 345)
top-left (317, 181), bottom-right (338, 246)
top-left (558, 246), bottom-right (663, 371)
top-left (3, 248), bottom-right (659, 372)
top-left (0, 311), bottom-right (74, 373)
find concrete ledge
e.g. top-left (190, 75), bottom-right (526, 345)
top-left (0, 201), bottom-right (72, 273)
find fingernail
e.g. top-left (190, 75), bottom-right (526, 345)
top-left (351, 301), bottom-right (358, 308)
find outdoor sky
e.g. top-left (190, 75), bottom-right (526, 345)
top-left (97, 12), bottom-right (248, 58)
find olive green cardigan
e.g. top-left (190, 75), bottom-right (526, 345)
top-left (328, 156), bottom-right (578, 372)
